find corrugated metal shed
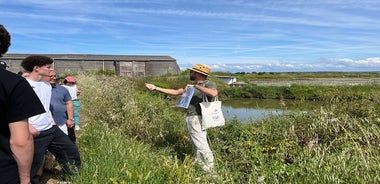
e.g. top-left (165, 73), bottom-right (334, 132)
top-left (1, 53), bottom-right (180, 77)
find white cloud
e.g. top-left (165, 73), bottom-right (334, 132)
top-left (1, 1), bottom-right (379, 73)
top-left (334, 57), bottom-right (380, 65)
top-left (179, 57), bottom-right (380, 73)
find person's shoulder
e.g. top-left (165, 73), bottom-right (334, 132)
top-left (41, 80), bottom-right (52, 87)
top-left (0, 69), bottom-right (21, 78)
top-left (57, 84), bottom-right (69, 91)
top-left (0, 69), bottom-right (26, 84)
top-left (204, 80), bottom-right (216, 86)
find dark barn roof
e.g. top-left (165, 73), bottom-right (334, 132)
top-left (2, 53), bottom-right (176, 62)
top-left (1, 53), bottom-right (180, 77)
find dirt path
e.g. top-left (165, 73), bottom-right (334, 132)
top-left (40, 173), bottom-right (63, 184)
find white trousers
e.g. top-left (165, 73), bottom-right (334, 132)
top-left (185, 115), bottom-right (214, 172)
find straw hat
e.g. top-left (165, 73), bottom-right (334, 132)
top-left (189, 64), bottom-right (210, 76)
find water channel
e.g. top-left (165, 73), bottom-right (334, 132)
top-left (222, 98), bottom-right (322, 123)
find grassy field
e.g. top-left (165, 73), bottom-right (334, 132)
top-left (49, 72), bottom-right (380, 184)
top-left (215, 71), bottom-right (380, 86)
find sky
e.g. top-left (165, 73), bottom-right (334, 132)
top-left (1, 0), bottom-right (380, 73)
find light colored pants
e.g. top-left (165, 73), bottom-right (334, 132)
top-left (185, 115), bottom-right (214, 172)
top-left (73, 100), bottom-right (80, 126)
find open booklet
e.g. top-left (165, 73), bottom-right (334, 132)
top-left (176, 87), bottom-right (195, 108)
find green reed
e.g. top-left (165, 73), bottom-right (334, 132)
top-left (71, 73), bottom-right (380, 183)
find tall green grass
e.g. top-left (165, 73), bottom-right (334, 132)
top-left (70, 73), bottom-right (380, 183)
top-left (223, 84), bottom-right (380, 101)
top-left (215, 71), bottom-right (380, 81)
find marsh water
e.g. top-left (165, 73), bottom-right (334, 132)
top-left (222, 98), bottom-right (322, 123)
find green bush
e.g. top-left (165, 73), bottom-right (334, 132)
top-left (72, 73), bottom-right (380, 183)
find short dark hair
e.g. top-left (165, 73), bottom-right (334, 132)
top-left (0, 24), bottom-right (11, 57)
top-left (21, 55), bottom-right (54, 72)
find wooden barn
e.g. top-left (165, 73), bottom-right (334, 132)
top-left (1, 53), bottom-right (180, 77)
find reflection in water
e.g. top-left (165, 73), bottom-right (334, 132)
top-left (222, 98), bottom-right (321, 123)
top-left (222, 106), bottom-right (285, 123)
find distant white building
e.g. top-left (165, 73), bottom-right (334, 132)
top-left (215, 76), bottom-right (247, 87)
top-left (230, 81), bottom-right (246, 87)
top-left (215, 76), bottom-right (237, 85)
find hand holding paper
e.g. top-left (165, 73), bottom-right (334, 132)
top-left (176, 87), bottom-right (195, 108)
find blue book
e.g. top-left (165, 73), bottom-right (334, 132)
top-left (176, 87), bottom-right (195, 108)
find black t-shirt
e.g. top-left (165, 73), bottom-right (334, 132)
top-left (0, 69), bottom-right (45, 136)
top-left (0, 69), bottom-right (45, 182)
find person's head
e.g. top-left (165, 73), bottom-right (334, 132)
top-left (49, 70), bottom-right (57, 85)
top-left (55, 74), bottom-right (62, 84)
top-left (188, 64), bottom-right (210, 81)
top-left (17, 70), bottom-right (30, 78)
top-left (21, 55), bottom-right (54, 79)
top-left (0, 24), bottom-right (11, 57)
top-left (0, 60), bottom-right (8, 69)
top-left (63, 76), bottom-right (76, 85)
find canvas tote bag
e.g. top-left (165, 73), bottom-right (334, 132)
top-left (200, 93), bottom-right (225, 130)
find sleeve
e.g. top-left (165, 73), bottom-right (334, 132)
top-left (63, 87), bottom-right (72, 102)
top-left (204, 80), bottom-right (217, 101)
top-left (205, 80), bottom-right (217, 89)
top-left (7, 79), bottom-right (45, 123)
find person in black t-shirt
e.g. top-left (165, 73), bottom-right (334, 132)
top-left (0, 60), bottom-right (8, 69)
top-left (1, 24), bottom-right (45, 184)
top-left (0, 69), bottom-right (45, 184)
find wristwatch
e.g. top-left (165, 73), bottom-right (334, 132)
top-left (69, 118), bottom-right (74, 121)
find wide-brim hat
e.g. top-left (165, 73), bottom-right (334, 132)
top-left (188, 64), bottom-right (210, 76)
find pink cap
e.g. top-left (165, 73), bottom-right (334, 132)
top-left (65, 76), bottom-right (76, 83)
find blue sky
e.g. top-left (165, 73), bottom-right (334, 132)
top-left (1, 0), bottom-right (379, 73)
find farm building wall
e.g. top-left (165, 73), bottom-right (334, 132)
top-left (1, 53), bottom-right (180, 77)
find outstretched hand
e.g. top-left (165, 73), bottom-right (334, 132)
top-left (145, 83), bottom-right (156, 91)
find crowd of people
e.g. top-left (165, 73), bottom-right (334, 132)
top-left (1, 24), bottom-right (81, 184)
top-left (1, 22), bottom-right (219, 183)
